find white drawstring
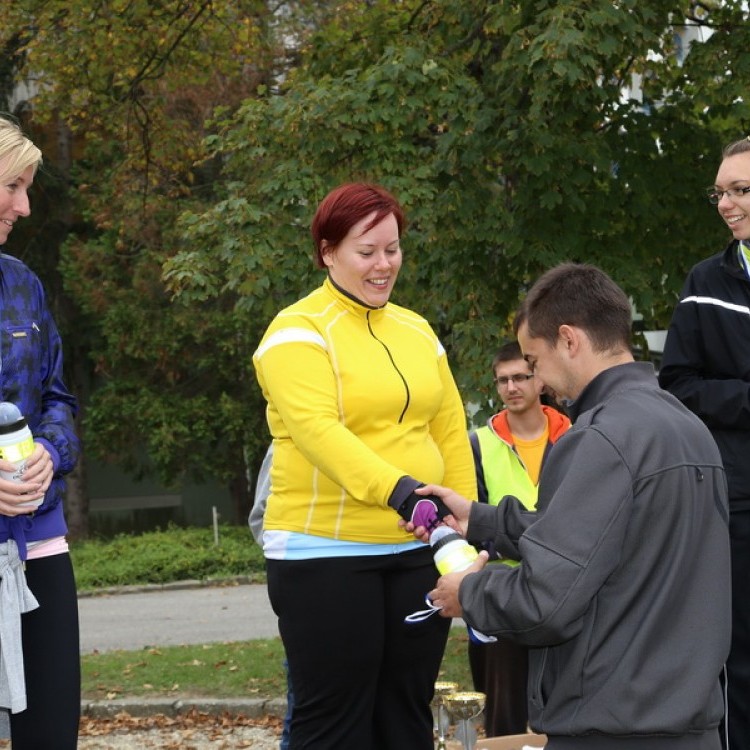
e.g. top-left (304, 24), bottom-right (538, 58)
top-left (404, 594), bottom-right (497, 643)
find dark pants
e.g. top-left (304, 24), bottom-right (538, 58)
top-left (726, 510), bottom-right (750, 750)
top-left (11, 553), bottom-right (80, 749)
top-left (267, 547), bottom-right (450, 750)
top-left (468, 636), bottom-right (528, 736)
top-left (281, 657), bottom-right (292, 750)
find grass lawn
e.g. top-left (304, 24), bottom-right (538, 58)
top-left (81, 630), bottom-right (475, 701)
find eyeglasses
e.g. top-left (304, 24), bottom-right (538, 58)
top-left (706, 185), bottom-right (750, 204)
top-left (494, 373), bottom-right (534, 387)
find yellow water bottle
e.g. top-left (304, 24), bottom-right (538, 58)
top-left (0, 402), bottom-right (38, 508)
top-left (430, 525), bottom-right (479, 575)
top-left (429, 525), bottom-right (497, 644)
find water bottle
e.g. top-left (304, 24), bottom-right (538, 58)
top-left (430, 525), bottom-right (497, 643)
top-left (0, 402), bottom-right (40, 508)
top-left (430, 525), bottom-right (479, 575)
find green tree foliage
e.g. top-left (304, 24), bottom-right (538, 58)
top-left (4, 0), bottom-right (750, 529)
top-left (167, 0), bottom-right (750, 421)
top-left (1, 0), bottom-right (325, 523)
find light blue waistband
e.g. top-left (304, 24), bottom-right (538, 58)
top-left (263, 530), bottom-right (425, 560)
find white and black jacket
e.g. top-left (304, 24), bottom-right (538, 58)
top-left (659, 240), bottom-right (750, 509)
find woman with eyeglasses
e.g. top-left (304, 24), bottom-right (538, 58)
top-left (659, 136), bottom-right (750, 750)
top-left (253, 182), bottom-right (476, 749)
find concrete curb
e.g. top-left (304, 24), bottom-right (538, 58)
top-left (77, 576), bottom-right (260, 598)
top-left (82, 697), bottom-right (287, 720)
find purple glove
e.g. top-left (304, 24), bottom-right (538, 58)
top-left (393, 493), bottom-right (450, 533)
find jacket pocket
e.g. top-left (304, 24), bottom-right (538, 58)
top-left (1, 321), bottom-right (42, 390)
top-left (528, 646), bottom-right (549, 710)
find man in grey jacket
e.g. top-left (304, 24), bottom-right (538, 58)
top-left (414, 264), bottom-right (731, 750)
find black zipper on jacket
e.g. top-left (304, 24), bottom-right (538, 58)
top-left (366, 311), bottom-right (410, 423)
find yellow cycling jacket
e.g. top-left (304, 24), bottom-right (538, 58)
top-left (253, 277), bottom-right (476, 543)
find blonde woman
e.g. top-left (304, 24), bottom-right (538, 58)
top-left (0, 115), bottom-right (81, 747)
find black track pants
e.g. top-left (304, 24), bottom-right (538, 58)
top-left (267, 547), bottom-right (450, 750)
top-left (10, 553), bottom-right (80, 749)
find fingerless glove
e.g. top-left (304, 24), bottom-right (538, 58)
top-left (388, 476), bottom-right (451, 532)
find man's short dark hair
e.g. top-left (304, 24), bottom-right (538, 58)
top-left (491, 341), bottom-right (525, 374)
top-left (513, 263), bottom-right (632, 353)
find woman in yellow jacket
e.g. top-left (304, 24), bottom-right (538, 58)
top-left (253, 182), bottom-right (476, 749)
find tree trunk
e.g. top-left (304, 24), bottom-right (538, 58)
top-left (229, 456), bottom-right (251, 525)
top-left (65, 456), bottom-right (89, 541)
top-left (53, 115), bottom-right (91, 541)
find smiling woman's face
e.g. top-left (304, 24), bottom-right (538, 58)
top-left (0, 162), bottom-right (34, 245)
top-left (714, 151), bottom-right (750, 241)
top-left (322, 212), bottom-right (402, 307)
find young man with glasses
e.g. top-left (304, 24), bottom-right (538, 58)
top-left (468, 341), bottom-right (570, 737)
top-left (660, 136), bottom-right (750, 750)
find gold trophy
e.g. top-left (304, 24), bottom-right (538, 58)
top-left (444, 691), bottom-right (485, 750)
top-left (432, 681), bottom-right (459, 749)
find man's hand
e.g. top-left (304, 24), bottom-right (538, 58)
top-left (429, 552), bottom-right (489, 618)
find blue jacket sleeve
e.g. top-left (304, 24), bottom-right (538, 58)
top-left (33, 282), bottom-right (79, 477)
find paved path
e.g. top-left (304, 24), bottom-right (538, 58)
top-left (78, 581), bottom-right (465, 654)
top-left (78, 582), bottom-right (279, 653)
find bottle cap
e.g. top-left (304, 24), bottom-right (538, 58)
top-left (429, 524), bottom-right (462, 552)
top-left (0, 402), bottom-right (25, 434)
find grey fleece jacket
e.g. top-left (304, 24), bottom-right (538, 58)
top-left (459, 362), bottom-right (731, 742)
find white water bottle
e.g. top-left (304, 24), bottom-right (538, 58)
top-left (430, 525), bottom-right (479, 575)
top-left (429, 525), bottom-right (497, 643)
top-left (0, 402), bottom-right (40, 508)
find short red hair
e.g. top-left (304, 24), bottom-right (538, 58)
top-left (311, 183), bottom-right (406, 269)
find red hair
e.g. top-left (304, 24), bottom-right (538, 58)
top-left (311, 183), bottom-right (406, 269)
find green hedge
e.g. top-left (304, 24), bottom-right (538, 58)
top-left (70, 524), bottom-right (265, 591)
